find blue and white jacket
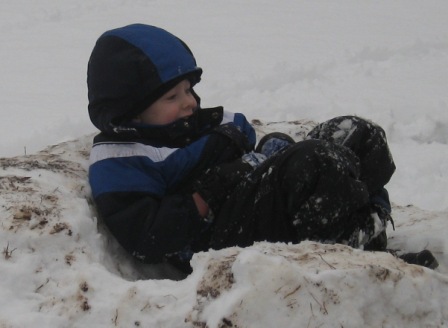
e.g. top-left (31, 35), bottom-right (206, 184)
top-left (89, 108), bottom-right (255, 263)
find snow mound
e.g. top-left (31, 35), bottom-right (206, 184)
top-left (189, 242), bottom-right (448, 328)
top-left (0, 122), bottom-right (447, 327)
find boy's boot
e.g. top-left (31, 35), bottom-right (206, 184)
top-left (399, 250), bottom-right (439, 269)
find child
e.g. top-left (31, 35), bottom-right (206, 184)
top-left (87, 24), bottom-right (437, 273)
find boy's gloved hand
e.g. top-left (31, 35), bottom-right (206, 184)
top-left (212, 123), bottom-right (252, 155)
top-left (241, 151), bottom-right (267, 168)
top-left (193, 158), bottom-right (253, 215)
top-left (255, 132), bottom-right (295, 158)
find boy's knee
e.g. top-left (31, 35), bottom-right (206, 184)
top-left (306, 116), bottom-right (395, 192)
top-left (280, 139), bottom-right (360, 182)
top-left (279, 139), bottom-right (366, 210)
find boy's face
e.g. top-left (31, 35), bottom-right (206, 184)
top-left (136, 79), bottom-right (198, 125)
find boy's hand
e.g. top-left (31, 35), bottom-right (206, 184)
top-left (241, 151), bottom-right (267, 168)
top-left (193, 158), bottom-right (253, 216)
top-left (255, 132), bottom-right (295, 158)
top-left (192, 192), bottom-right (210, 218)
top-left (212, 123), bottom-right (252, 154)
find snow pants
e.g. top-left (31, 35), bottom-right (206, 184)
top-left (208, 116), bottom-right (396, 250)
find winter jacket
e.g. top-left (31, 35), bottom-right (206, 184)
top-left (89, 108), bottom-right (256, 263)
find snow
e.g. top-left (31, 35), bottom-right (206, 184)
top-left (1, 1), bottom-right (448, 327)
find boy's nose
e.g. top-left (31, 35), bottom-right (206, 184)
top-left (183, 94), bottom-right (197, 111)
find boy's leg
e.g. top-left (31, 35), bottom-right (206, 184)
top-left (277, 139), bottom-right (374, 247)
top-left (307, 116), bottom-right (396, 250)
top-left (210, 139), bottom-right (374, 250)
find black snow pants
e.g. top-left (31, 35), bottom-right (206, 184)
top-left (208, 116), bottom-right (396, 250)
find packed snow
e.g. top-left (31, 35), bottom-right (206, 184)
top-left (1, 1), bottom-right (448, 327)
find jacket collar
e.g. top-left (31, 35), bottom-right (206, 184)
top-left (94, 107), bottom-right (223, 148)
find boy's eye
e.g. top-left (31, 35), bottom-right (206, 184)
top-left (166, 93), bottom-right (177, 100)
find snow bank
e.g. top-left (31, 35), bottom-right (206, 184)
top-left (189, 242), bottom-right (448, 328)
top-left (0, 123), bottom-right (447, 327)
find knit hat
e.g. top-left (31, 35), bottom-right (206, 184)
top-left (87, 24), bottom-right (202, 134)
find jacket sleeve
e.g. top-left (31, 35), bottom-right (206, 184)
top-left (95, 191), bottom-right (207, 263)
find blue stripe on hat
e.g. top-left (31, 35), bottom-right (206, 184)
top-left (103, 24), bottom-right (198, 83)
